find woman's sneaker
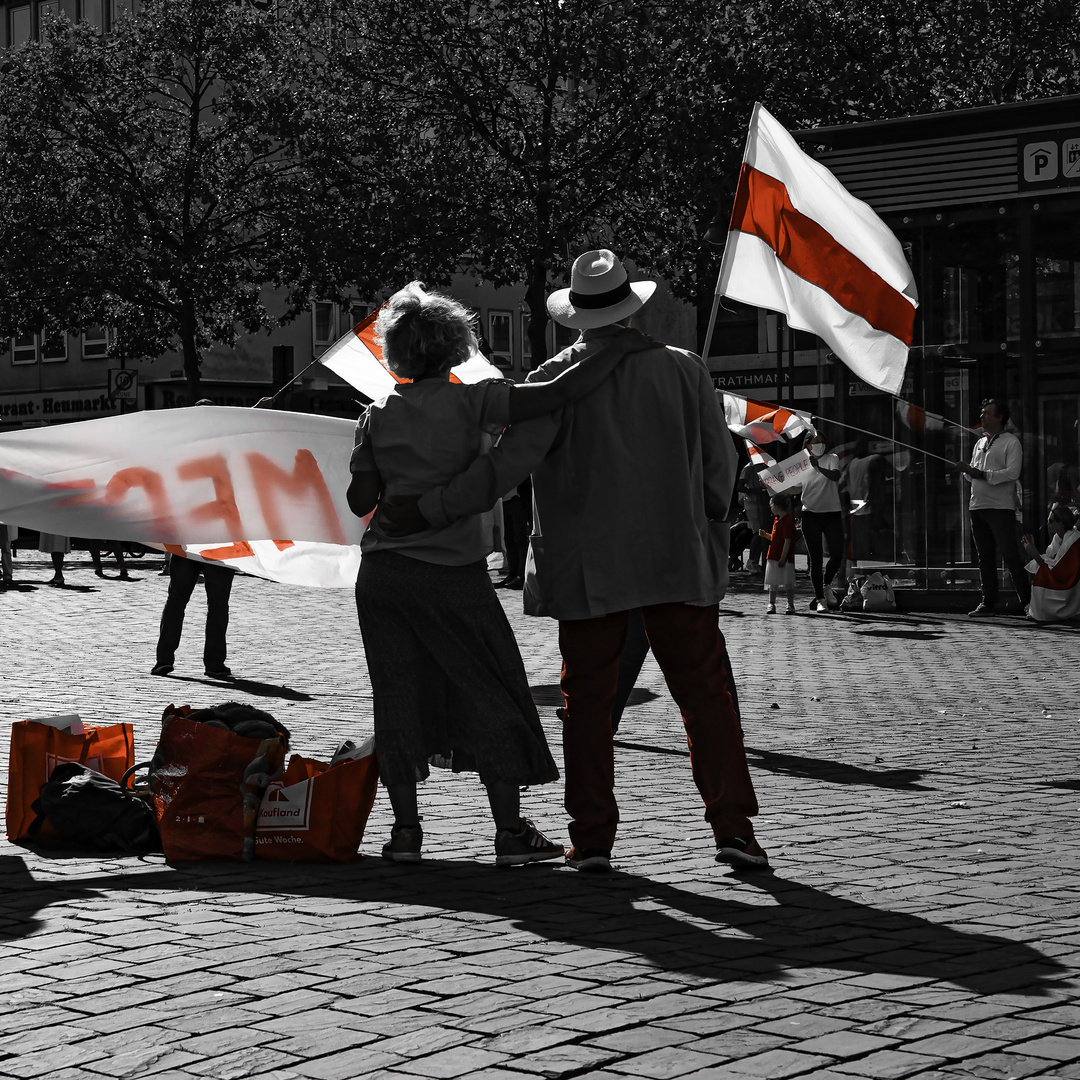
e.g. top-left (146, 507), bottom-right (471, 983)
top-left (715, 835), bottom-right (770, 870)
top-left (495, 819), bottom-right (564, 866)
top-left (382, 824), bottom-right (422, 863)
top-left (564, 846), bottom-right (612, 873)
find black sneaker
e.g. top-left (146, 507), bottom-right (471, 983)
top-left (715, 836), bottom-right (770, 870)
top-left (968, 602), bottom-right (995, 617)
top-left (382, 824), bottom-right (422, 863)
top-left (565, 846), bottom-right (612, 873)
top-left (204, 665), bottom-right (233, 679)
top-left (495, 818), bottom-right (564, 867)
top-left (151, 663), bottom-right (173, 677)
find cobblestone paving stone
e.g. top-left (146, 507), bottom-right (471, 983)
top-left (1, 554), bottom-right (1079, 1079)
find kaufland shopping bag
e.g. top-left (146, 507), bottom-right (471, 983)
top-left (6, 718), bottom-right (135, 841)
top-left (256, 743), bottom-right (378, 863)
top-left (149, 705), bottom-right (288, 862)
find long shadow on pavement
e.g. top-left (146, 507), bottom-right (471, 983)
top-left (156, 674), bottom-right (313, 701)
top-left (612, 741), bottom-right (929, 791)
top-left (0, 853), bottom-right (1063, 998)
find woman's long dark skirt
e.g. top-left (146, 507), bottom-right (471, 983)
top-left (355, 550), bottom-right (559, 789)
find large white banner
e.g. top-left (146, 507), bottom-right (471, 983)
top-left (0, 407), bottom-right (366, 587)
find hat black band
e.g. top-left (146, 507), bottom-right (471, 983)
top-left (569, 279), bottom-right (632, 309)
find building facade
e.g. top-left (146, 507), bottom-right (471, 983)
top-left (706, 96), bottom-right (1080, 578)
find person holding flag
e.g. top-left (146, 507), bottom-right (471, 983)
top-left (957, 398), bottom-right (1031, 617)
top-left (799, 430), bottom-right (845, 612)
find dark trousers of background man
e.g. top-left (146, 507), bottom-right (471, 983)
top-left (558, 602), bottom-right (759, 853)
top-left (970, 508), bottom-right (1032, 608)
top-left (801, 509), bottom-right (845, 599)
top-left (156, 556), bottom-right (234, 669)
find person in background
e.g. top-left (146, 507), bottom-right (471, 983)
top-left (737, 461), bottom-right (770, 574)
top-left (90, 543), bottom-right (131, 580)
top-left (0, 520), bottom-right (14, 588)
top-left (151, 399), bottom-right (236, 679)
top-left (38, 532), bottom-right (70, 587)
top-left (761, 493), bottom-right (796, 615)
top-left (956, 398), bottom-right (1031, 618)
top-left (1021, 503), bottom-right (1080, 623)
top-left (799, 431), bottom-right (844, 612)
top-left (495, 478), bottom-right (531, 590)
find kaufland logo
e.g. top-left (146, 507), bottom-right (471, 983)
top-left (257, 780), bottom-right (313, 831)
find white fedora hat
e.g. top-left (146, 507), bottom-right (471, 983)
top-left (547, 249), bottom-right (657, 330)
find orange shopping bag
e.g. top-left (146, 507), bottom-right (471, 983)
top-left (255, 746), bottom-right (378, 863)
top-left (6, 718), bottom-right (135, 841)
top-left (148, 704), bottom-right (288, 862)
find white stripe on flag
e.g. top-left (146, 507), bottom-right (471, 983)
top-left (721, 231), bottom-right (911, 396)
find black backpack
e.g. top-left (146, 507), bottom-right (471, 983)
top-left (29, 762), bottom-right (160, 852)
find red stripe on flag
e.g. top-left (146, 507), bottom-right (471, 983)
top-left (353, 307), bottom-right (464, 386)
top-left (729, 164), bottom-right (914, 345)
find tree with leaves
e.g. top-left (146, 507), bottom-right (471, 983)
top-left (0, 0), bottom-right (377, 400)
top-left (312, 0), bottom-right (753, 359)
top-left (315, 0), bottom-right (1080, 354)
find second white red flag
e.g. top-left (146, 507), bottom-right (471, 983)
top-left (718, 103), bottom-right (918, 396)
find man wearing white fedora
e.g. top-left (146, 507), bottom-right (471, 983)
top-left (381, 249), bottom-right (767, 872)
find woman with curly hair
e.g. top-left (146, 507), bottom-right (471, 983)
top-left (347, 282), bottom-right (648, 866)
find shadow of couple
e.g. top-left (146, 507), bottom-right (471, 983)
top-left (0, 850), bottom-right (1066, 1000)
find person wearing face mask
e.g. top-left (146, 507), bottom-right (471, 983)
top-left (799, 430), bottom-right (844, 612)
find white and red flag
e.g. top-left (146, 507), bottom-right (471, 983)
top-left (895, 400), bottom-right (948, 435)
top-left (1029, 531), bottom-right (1080, 623)
top-left (717, 103), bottom-right (918, 396)
top-left (318, 308), bottom-right (504, 400)
top-left (722, 391), bottom-right (813, 445)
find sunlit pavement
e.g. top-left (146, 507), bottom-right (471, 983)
top-left (1, 554), bottom-right (1078, 1080)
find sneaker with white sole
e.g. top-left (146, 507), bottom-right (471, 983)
top-left (494, 819), bottom-right (564, 867)
top-left (382, 824), bottom-right (422, 863)
top-left (564, 846), bottom-right (612, 873)
top-left (715, 835), bottom-right (770, 870)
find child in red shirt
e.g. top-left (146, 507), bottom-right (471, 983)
top-left (759, 493), bottom-right (796, 614)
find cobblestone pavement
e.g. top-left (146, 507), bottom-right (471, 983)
top-left (2, 554), bottom-right (1079, 1080)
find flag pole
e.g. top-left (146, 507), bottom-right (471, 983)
top-left (809, 415), bottom-right (957, 466)
top-left (700, 286), bottom-right (724, 366)
top-left (267, 358), bottom-right (323, 404)
top-left (701, 103), bottom-right (759, 365)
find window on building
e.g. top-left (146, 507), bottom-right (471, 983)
top-left (9, 5), bottom-right (32, 47)
top-left (313, 302), bottom-right (337, 348)
top-left (520, 312), bottom-right (532, 369)
top-left (348, 302), bottom-right (374, 329)
top-left (82, 327), bottom-right (110, 358)
top-left (37, 0), bottom-right (59, 36)
top-left (550, 321), bottom-right (577, 355)
top-left (488, 310), bottom-right (512, 369)
top-left (79, 0), bottom-right (103, 29)
top-left (11, 334), bottom-right (38, 364)
top-left (40, 329), bottom-right (68, 362)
